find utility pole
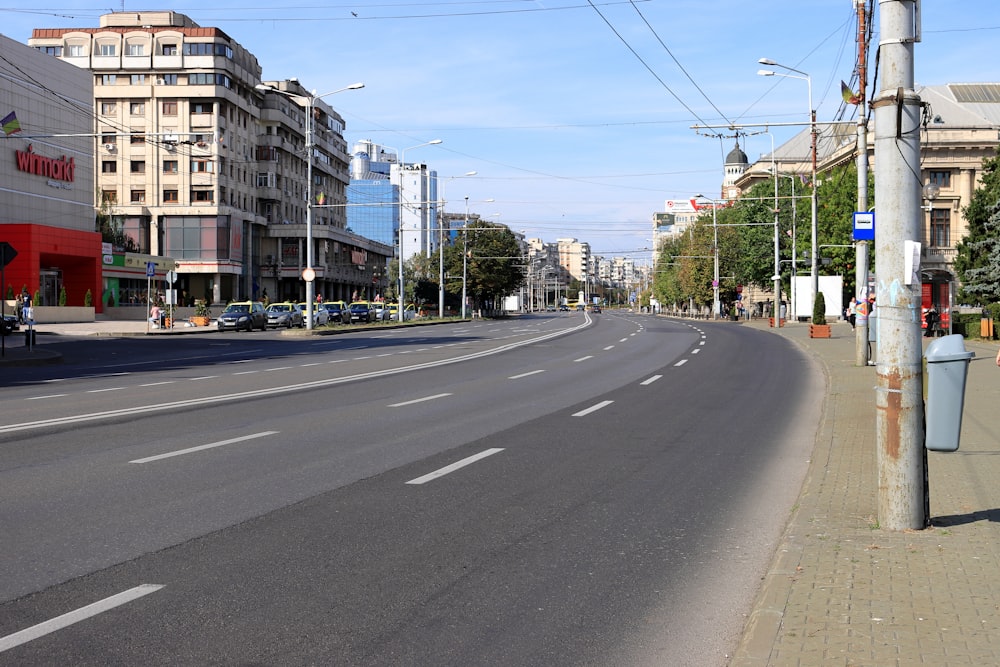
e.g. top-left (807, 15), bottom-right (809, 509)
top-left (856, 0), bottom-right (872, 366)
top-left (873, 0), bottom-right (925, 530)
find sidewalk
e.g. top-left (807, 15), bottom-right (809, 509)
top-left (732, 318), bottom-right (1000, 666)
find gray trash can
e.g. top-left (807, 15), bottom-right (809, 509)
top-left (924, 334), bottom-right (974, 452)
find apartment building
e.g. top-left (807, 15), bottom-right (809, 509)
top-left (28, 11), bottom-right (390, 306)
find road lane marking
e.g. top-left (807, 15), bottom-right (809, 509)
top-left (640, 375), bottom-right (662, 385)
top-left (232, 370), bottom-right (258, 375)
top-left (620, 338), bottom-right (628, 342)
top-left (406, 448), bottom-right (505, 485)
top-left (674, 359), bottom-right (688, 367)
top-left (26, 394), bottom-right (67, 400)
top-left (263, 366), bottom-right (293, 372)
top-left (189, 375), bottom-right (218, 381)
top-left (138, 381), bottom-right (175, 387)
top-left (573, 400), bottom-right (614, 417)
top-left (509, 369), bottom-right (545, 379)
top-left (388, 393), bottom-right (452, 408)
top-left (699, 341), bottom-right (706, 345)
top-left (692, 348), bottom-right (701, 354)
top-left (574, 355), bottom-right (593, 362)
top-left (0, 584), bottom-right (163, 653)
top-left (87, 387), bottom-right (125, 394)
top-left (300, 362), bottom-right (321, 368)
top-left (129, 432), bottom-right (278, 464)
top-left (603, 345), bottom-right (615, 350)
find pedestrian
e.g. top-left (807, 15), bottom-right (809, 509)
top-left (149, 303), bottom-right (162, 328)
top-left (995, 346), bottom-right (1000, 367)
top-left (847, 301), bottom-right (856, 329)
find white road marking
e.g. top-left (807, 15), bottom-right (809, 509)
top-left (674, 359), bottom-right (688, 367)
top-left (26, 394), bottom-right (67, 400)
top-left (573, 400), bottom-right (614, 417)
top-left (300, 362), bottom-right (321, 368)
top-left (263, 366), bottom-right (293, 372)
top-left (640, 375), bottom-right (662, 385)
top-left (138, 381), bottom-right (175, 387)
top-left (129, 431), bottom-right (279, 464)
top-left (388, 393), bottom-right (452, 408)
top-left (0, 584), bottom-right (163, 653)
top-left (692, 348), bottom-right (700, 354)
top-left (509, 369), bottom-right (545, 379)
top-left (406, 448), bottom-right (505, 485)
top-left (232, 370), bottom-right (258, 375)
top-left (699, 341), bottom-right (706, 345)
top-left (574, 355), bottom-right (593, 362)
top-left (87, 387), bottom-right (125, 394)
top-left (189, 375), bottom-right (218, 381)
top-left (619, 338), bottom-right (628, 343)
top-left (603, 345), bottom-right (615, 351)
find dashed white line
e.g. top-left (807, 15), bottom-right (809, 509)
top-left (26, 394), bottom-right (66, 401)
top-left (129, 431), bottom-right (279, 464)
top-left (640, 375), bottom-right (662, 385)
top-left (573, 400), bottom-right (614, 417)
top-left (674, 359), bottom-right (688, 367)
top-left (232, 370), bottom-right (258, 376)
top-left (574, 355), bottom-right (593, 363)
top-left (189, 375), bottom-right (218, 381)
top-left (509, 369), bottom-right (545, 379)
top-left (138, 381), bottom-right (175, 387)
top-left (389, 393), bottom-right (452, 408)
top-left (87, 387), bottom-right (125, 394)
top-left (406, 448), bottom-right (505, 485)
top-left (603, 345), bottom-right (615, 351)
top-left (263, 366), bottom-right (293, 372)
top-left (0, 584), bottom-right (164, 653)
top-left (619, 338), bottom-right (628, 343)
top-left (692, 348), bottom-right (701, 354)
top-left (300, 362), bottom-right (321, 367)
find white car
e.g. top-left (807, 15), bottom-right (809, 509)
top-left (297, 303), bottom-right (329, 327)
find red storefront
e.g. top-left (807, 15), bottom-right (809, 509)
top-left (2, 224), bottom-right (103, 310)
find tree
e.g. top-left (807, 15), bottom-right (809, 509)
top-left (954, 146), bottom-right (1000, 303)
top-left (446, 221), bottom-right (523, 311)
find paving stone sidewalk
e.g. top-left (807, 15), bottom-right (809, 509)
top-left (732, 319), bottom-right (1000, 666)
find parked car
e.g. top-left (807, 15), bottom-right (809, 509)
top-left (348, 301), bottom-right (375, 323)
top-left (373, 301), bottom-right (392, 321)
top-left (298, 302), bottom-right (330, 327)
top-left (385, 303), bottom-right (416, 321)
top-left (217, 301), bottom-right (267, 332)
top-left (1, 314), bottom-right (19, 335)
top-left (321, 300), bottom-right (348, 324)
top-left (265, 302), bottom-right (304, 329)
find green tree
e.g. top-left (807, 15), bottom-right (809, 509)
top-left (446, 221), bottom-right (524, 311)
top-left (954, 146), bottom-right (1000, 303)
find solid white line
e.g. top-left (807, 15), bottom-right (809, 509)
top-left (574, 355), bottom-right (593, 362)
top-left (0, 584), bottom-right (163, 653)
top-left (509, 369), bottom-right (545, 379)
top-left (406, 448), bottom-right (505, 485)
top-left (674, 359), bottom-right (688, 367)
top-left (640, 375), bottom-right (662, 385)
top-left (26, 394), bottom-right (67, 400)
top-left (572, 400), bottom-right (614, 417)
top-left (129, 431), bottom-right (279, 464)
top-left (388, 393), bottom-right (452, 408)
top-left (603, 345), bottom-right (615, 350)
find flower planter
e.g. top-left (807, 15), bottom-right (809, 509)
top-left (190, 316), bottom-right (210, 327)
top-left (769, 317), bottom-right (786, 328)
top-left (809, 324), bottom-right (832, 338)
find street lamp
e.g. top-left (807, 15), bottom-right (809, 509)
top-left (438, 171), bottom-right (476, 318)
top-left (255, 81), bottom-right (364, 330)
top-left (758, 58), bottom-right (818, 311)
top-left (694, 193), bottom-right (720, 318)
top-left (395, 140), bottom-right (442, 322)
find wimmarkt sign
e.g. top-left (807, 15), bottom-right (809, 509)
top-left (15, 144), bottom-right (76, 182)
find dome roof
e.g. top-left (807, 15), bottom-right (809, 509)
top-left (725, 141), bottom-right (748, 166)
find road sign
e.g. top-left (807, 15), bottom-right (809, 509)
top-left (146, 261), bottom-right (156, 278)
top-left (165, 270), bottom-right (177, 284)
top-left (853, 211), bottom-right (875, 241)
top-left (0, 242), bottom-right (17, 268)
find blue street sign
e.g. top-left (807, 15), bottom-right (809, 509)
top-left (853, 211), bottom-right (874, 241)
top-left (146, 261), bottom-right (156, 278)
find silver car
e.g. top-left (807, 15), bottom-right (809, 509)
top-left (265, 302), bottom-right (304, 329)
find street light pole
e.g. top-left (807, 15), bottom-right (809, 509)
top-left (394, 140), bottom-right (442, 322)
top-left (695, 194), bottom-right (720, 318)
top-left (254, 81), bottom-right (364, 330)
top-left (758, 59), bottom-right (817, 312)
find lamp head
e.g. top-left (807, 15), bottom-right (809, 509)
top-left (759, 57), bottom-right (777, 66)
top-left (347, 82), bottom-right (365, 90)
top-left (758, 69), bottom-right (775, 77)
top-left (429, 139), bottom-right (443, 145)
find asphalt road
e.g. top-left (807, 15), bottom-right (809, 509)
top-left (0, 313), bottom-right (823, 665)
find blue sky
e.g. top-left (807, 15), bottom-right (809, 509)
top-left (3, 1), bottom-right (999, 256)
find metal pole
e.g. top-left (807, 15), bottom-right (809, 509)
top-left (856, 0), bottom-right (872, 366)
top-left (462, 197), bottom-right (469, 319)
top-left (304, 93), bottom-right (315, 330)
top-left (712, 202), bottom-right (719, 318)
top-left (772, 134), bottom-right (781, 325)
top-left (874, 0), bottom-right (925, 530)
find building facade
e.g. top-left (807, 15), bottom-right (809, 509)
top-left (0, 33), bottom-right (102, 309)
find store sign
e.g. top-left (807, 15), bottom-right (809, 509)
top-left (15, 144), bottom-right (76, 182)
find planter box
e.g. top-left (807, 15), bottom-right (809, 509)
top-left (29, 306), bottom-right (95, 324)
top-left (809, 324), bottom-right (832, 338)
top-left (769, 317), bottom-right (786, 328)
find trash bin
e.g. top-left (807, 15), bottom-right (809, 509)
top-left (924, 334), bottom-right (974, 452)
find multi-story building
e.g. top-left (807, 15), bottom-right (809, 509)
top-left (28, 11), bottom-right (390, 306)
top-left (0, 33), bottom-right (101, 308)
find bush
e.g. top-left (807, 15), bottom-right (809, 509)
top-left (84, 289), bottom-right (93, 307)
top-left (58, 286), bottom-right (67, 306)
top-left (812, 292), bottom-right (827, 325)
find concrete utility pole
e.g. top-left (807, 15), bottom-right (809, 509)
top-left (873, 0), bottom-right (926, 530)
top-left (856, 0), bottom-right (872, 367)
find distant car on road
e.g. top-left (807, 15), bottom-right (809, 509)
top-left (559, 305), bottom-right (569, 312)
top-left (591, 305), bottom-right (602, 314)
top-left (265, 302), bottom-right (304, 329)
top-left (348, 301), bottom-right (375, 324)
top-left (321, 300), bottom-right (348, 324)
top-left (217, 301), bottom-right (267, 332)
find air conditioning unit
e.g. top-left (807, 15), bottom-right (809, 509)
top-left (104, 143), bottom-right (116, 152)
top-left (155, 78), bottom-right (165, 85)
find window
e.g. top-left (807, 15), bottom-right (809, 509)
top-left (100, 101), bottom-right (116, 115)
top-left (163, 160), bottom-right (178, 174)
top-left (191, 102), bottom-right (214, 115)
top-left (98, 43), bottom-right (116, 56)
top-left (101, 161), bottom-right (117, 174)
top-left (130, 74), bottom-right (146, 85)
top-left (257, 172), bottom-right (276, 188)
top-left (130, 132), bottom-right (145, 145)
top-left (191, 159), bottom-right (215, 173)
top-left (183, 43), bottom-right (212, 56)
top-left (101, 189), bottom-right (117, 204)
top-left (100, 75), bottom-right (117, 86)
top-left (126, 43), bottom-right (144, 56)
top-left (101, 133), bottom-right (117, 145)
top-left (130, 190), bottom-right (146, 204)
top-left (67, 44), bottom-right (84, 57)
top-left (164, 215), bottom-right (231, 260)
top-left (163, 189), bottom-right (179, 203)
top-left (38, 45), bottom-right (62, 56)
top-left (929, 170), bottom-right (951, 188)
top-left (161, 74), bottom-right (178, 85)
top-left (162, 44), bottom-right (178, 56)
top-left (191, 189), bottom-right (215, 202)
top-left (930, 209), bottom-right (951, 247)
top-left (130, 160), bottom-right (145, 174)
top-left (161, 100), bottom-right (178, 116)
top-left (130, 101), bottom-right (145, 115)
top-left (188, 73), bottom-right (212, 85)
